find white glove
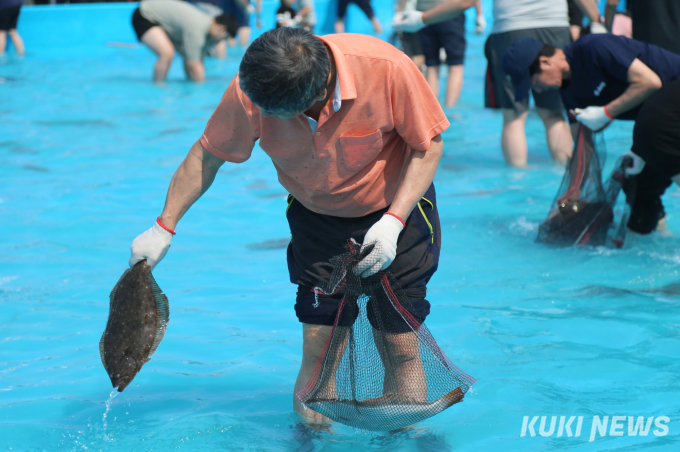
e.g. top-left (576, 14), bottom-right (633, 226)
top-left (475, 15), bottom-right (486, 34)
top-left (354, 214), bottom-right (404, 277)
top-left (246, 4), bottom-right (256, 14)
top-left (573, 106), bottom-right (612, 132)
top-left (590, 22), bottom-right (607, 34)
top-left (391, 11), bottom-right (425, 33)
top-left (129, 219), bottom-right (174, 271)
top-left (276, 12), bottom-right (294, 27)
top-left (623, 150), bottom-right (646, 176)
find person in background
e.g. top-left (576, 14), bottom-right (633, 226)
top-left (503, 34), bottom-right (680, 234)
top-left (222, 0), bottom-right (261, 45)
top-left (190, 0), bottom-right (234, 58)
top-left (395, 0), bottom-right (425, 71)
top-left (127, 27), bottom-right (447, 423)
top-left (393, 0), bottom-right (603, 168)
top-left (606, 0), bottom-right (680, 54)
top-left (0, 0), bottom-right (24, 56)
top-left (335, 0), bottom-right (382, 34)
top-left (276, 0), bottom-right (316, 32)
top-left (131, 0), bottom-right (237, 82)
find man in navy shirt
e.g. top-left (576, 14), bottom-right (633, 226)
top-left (502, 34), bottom-right (680, 234)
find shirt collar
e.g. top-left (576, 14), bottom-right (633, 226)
top-left (318, 35), bottom-right (357, 101)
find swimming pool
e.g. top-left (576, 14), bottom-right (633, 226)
top-left (2, 1), bottom-right (679, 451)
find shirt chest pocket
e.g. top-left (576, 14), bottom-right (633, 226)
top-left (338, 130), bottom-right (384, 171)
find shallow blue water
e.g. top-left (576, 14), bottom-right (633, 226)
top-left (2, 4), bottom-right (680, 452)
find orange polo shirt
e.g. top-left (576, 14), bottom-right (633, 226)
top-left (200, 33), bottom-right (449, 218)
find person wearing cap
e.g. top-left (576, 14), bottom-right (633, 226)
top-left (126, 28), bottom-right (448, 423)
top-left (393, 0), bottom-right (603, 167)
top-left (503, 33), bottom-right (680, 234)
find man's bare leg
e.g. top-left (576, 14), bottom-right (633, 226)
top-left (444, 64), bottom-right (464, 108)
top-left (411, 54), bottom-right (425, 75)
top-left (213, 40), bottom-right (227, 58)
top-left (537, 107), bottom-right (573, 164)
top-left (425, 66), bottom-right (440, 102)
top-left (371, 16), bottom-right (383, 34)
top-left (293, 324), bottom-right (334, 423)
top-left (238, 26), bottom-right (251, 45)
top-left (0, 31), bottom-right (6, 55)
top-left (8, 29), bottom-right (24, 56)
top-left (335, 20), bottom-right (345, 33)
top-left (141, 26), bottom-right (175, 82)
top-left (374, 330), bottom-right (427, 401)
top-left (501, 108), bottom-right (529, 167)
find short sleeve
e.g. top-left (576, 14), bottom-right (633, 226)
top-left (391, 54), bottom-right (449, 151)
top-left (200, 76), bottom-right (258, 163)
top-left (590, 35), bottom-right (640, 82)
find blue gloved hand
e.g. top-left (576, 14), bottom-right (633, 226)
top-left (354, 213), bottom-right (404, 277)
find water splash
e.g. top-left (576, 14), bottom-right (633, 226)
top-left (102, 388), bottom-right (119, 442)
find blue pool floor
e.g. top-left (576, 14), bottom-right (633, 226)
top-left (2, 4), bottom-right (680, 451)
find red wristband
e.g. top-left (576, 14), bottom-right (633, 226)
top-left (384, 212), bottom-right (405, 227)
top-left (603, 105), bottom-right (614, 120)
top-left (156, 217), bottom-right (176, 235)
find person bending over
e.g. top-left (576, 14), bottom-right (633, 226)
top-left (127, 28), bottom-right (447, 423)
top-left (131, 0), bottom-right (237, 82)
top-left (503, 33), bottom-right (680, 234)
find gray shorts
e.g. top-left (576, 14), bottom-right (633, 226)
top-left (484, 27), bottom-right (571, 113)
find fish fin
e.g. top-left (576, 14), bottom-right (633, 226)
top-left (100, 269), bottom-right (130, 368)
top-left (148, 270), bottom-right (170, 358)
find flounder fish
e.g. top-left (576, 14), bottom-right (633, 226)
top-left (305, 387), bottom-right (464, 431)
top-left (100, 260), bottom-right (169, 392)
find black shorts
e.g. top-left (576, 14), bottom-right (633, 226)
top-left (338, 0), bottom-right (374, 20)
top-left (0, 5), bottom-right (20, 31)
top-left (399, 31), bottom-right (422, 58)
top-left (131, 8), bottom-right (158, 41)
top-left (484, 27), bottom-right (571, 112)
top-left (288, 184), bottom-right (441, 329)
top-left (418, 15), bottom-right (466, 67)
top-left (632, 79), bottom-right (680, 181)
top-left (567, 0), bottom-right (584, 27)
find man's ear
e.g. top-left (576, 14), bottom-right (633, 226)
top-left (315, 88), bottom-right (328, 102)
top-left (539, 55), bottom-right (552, 69)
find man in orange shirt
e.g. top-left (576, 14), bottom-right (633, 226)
top-left (128, 28), bottom-right (447, 422)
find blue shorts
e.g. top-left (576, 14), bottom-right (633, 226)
top-left (418, 15), bottom-right (466, 67)
top-left (287, 184), bottom-right (441, 328)
top-left (221, 0), bottom-right (249, 28)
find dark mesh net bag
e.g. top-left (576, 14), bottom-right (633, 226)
top-left (537, 124), bottom-right (615, 247)
top-left (296, 240), bottom-right (475, 431)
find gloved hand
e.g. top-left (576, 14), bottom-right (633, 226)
top-left (354, 213), bottom-right (404, 277)
top-left (475, 15), bottom-right (487, 34)
top-left (590, 22), bottom-right (607, 34)
top-left (129, 218), bottom-right (175, 271)
top-left (572, 106), bottom-right (613, 132)
top-left (391, 11), bottom-right (425, 33)
top-left (623, 150), bottom-right (646, 176)
top-left (246, 4), bottom-right (256, 14)
top-left (276, 12), bottom-right (293, 27)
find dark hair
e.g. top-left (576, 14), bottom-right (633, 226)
top-left (529, 44), bottom-right (557, 76)
top-left (239, 28), bottom-right (331, 113)
top-left (215, 13), bottom-right (238, 39)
